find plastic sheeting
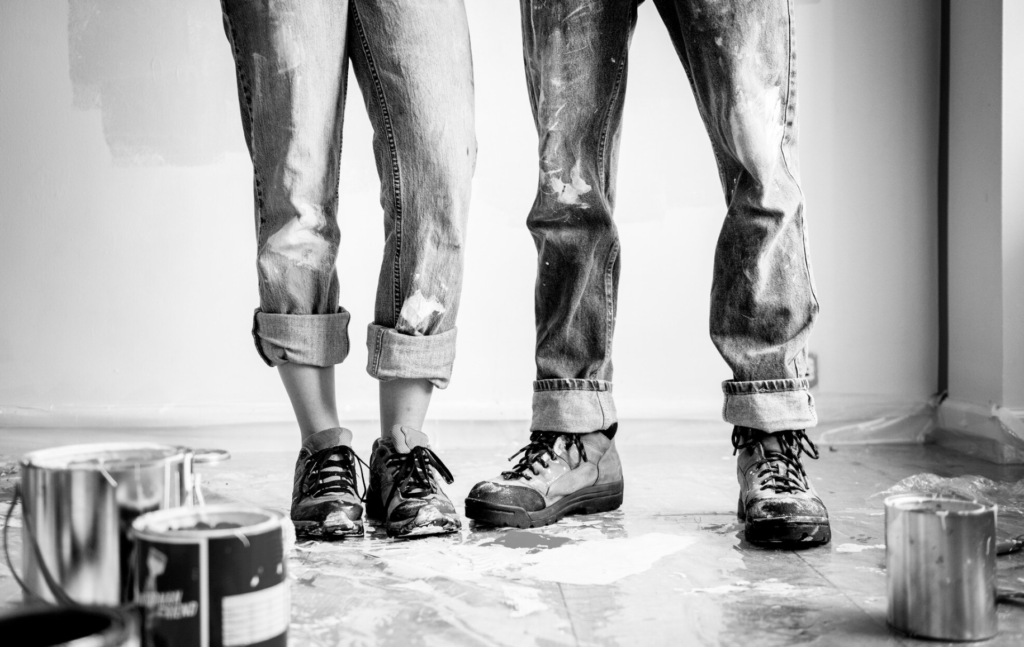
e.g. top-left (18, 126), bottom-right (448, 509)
top-left (870, 473), bottom-right (1024, 517)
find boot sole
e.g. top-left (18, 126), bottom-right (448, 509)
top-left (737, 498), bottom-right (831, 547)
top-left (465, 480), bottom-right (624, 529)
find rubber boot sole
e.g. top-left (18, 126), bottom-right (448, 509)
top-left (365, 484), bottom-right (460, 539)
top-left (465, 480), bottom-right (624, 529)
top-left (737, 498), bottom-right (831, 547)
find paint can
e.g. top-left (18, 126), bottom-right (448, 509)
top-left (885, 494), bottom-right (997, 641)
top-left (0, 605), bottom-right (141, 647)
top-left (132, 505), bottom-right (289, 647)
top-left (17, 443), bottom-right (229, 605)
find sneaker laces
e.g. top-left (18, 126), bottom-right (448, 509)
top-left (732, 428), bottom-right (820, 495)
top-left (302, 446), bottom-right (368, 501)
top-left (501, 431), bottom-right (588, 481)
top-left (384, 446), bottom-right (454, 511)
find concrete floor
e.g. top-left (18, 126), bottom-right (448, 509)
top-left (2, 419), bottom-right (1024, 646)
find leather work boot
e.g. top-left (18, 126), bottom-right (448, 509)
top-left (365, 426), bottom-right (461, 538)
top-left (733, 427), bottom-right (831, 547)
top-left (464, 424), bottom-right (624, 528)
top-left (291, 427), bottom-right (367, 539)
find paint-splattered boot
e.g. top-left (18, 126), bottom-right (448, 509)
top-left (291, 427), bottom-right (367, 539)
top-left (733, 427), bottom-right (831, 547)
top-left (464, 424), bottom-right (624, 529)
top-left (365, 427), bottom-right (461, 538)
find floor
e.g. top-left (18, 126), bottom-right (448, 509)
top-left (2, 419), bottom-right (1024, 646)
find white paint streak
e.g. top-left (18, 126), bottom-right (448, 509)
top-left (835, 543), bottom-right (886, 553)
top-left (546, 159), bottom-right (592, 207)
top-left (683, 578), bottom-right (823, 597)
top-left (265, 218), bottom-right (331, 270)
top-left (520, 533), bottom-right (695, 585)
top-left (399, 289), bottom-right (446, 332)
top-left (501, 585), bottom-right (547, 618)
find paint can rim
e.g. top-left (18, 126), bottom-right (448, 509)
top-left (21, 442), bottom-right (190, 471)
top-left (883, 493), bottom-right (995, 516)
top-left (133, 504), bottom-right (282, 540)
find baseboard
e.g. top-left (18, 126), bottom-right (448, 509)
top-left (933, 398), bottom-right (1024, 464)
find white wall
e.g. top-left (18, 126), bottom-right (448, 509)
top-left (0, 0), bottom-right (940, 425)
top-left (1002, 0), bottom-right (1024, 409)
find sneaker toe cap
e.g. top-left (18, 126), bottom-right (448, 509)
top-left (292, 496), bottom-right (362, 524)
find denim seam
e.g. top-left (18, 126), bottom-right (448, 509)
top-left (596, 42), bottom-right (628, 191)
top-left (727, 386), bottom-right (806, 395)
top-left (351, 3), bottom-right (405, 323)
top-left (779, 0), bottom-right (819, 323)
top-left (534, 379), bottom-right (611, 393)
top-left (221, 10), bottom-right (264, 216)
top-left (371, 326), bottom-right (385, 377)
top-left (603, 239), bottom-right (619, 373)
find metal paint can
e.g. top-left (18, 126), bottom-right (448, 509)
top-left (19, 443), bottom-right (229, 605)
top-left (0, 606), bottom-right (141, 646)
top-left (885, 494), bottom-right (997, 641)
top-left (132, 505), bottom-right (289, 647)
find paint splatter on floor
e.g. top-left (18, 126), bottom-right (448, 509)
top-left (3, 424), bottom-right (1024, 645)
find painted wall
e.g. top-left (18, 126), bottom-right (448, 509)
top-left (1002, 0), bottom-right (1024, 409)
top-left (0, 0), bottom-right (940, 424)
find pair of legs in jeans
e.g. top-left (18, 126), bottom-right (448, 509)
top-left (223, 0), bottom-right (830, 545)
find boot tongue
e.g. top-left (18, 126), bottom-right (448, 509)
top-left (302, 427), bottom-right (354, 455)
top-left (390, 426), bottom-right (430, 454)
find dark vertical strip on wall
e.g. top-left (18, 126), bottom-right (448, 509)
top-left (938, 0), bottom-right (950, 395)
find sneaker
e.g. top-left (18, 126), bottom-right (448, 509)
top-left (364, 426), bottom-right (461, 538)
top-left (464, 424), bottom-right (624, 529)
top-left (291, 427), bottom-right (367, 538)
top-left (733, 427), bottom-right (831, 547)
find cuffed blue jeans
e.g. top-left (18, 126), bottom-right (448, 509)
top-left (221, 0), bottom-right (476, 388)
top-left (523, 0), bottom-right (818, 433)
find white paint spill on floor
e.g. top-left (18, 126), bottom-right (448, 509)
top-left (836, 543), bottom-right (886, 553)
top-left (520, 533), bottom-right (697, 585)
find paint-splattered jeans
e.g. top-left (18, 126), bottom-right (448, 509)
top-left (220, 0), bottom-right (476, 388)
top-left (523, 0), bottom-right (818, 432)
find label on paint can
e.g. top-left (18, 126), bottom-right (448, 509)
top-left (133, 506), bottom-right (288, 647)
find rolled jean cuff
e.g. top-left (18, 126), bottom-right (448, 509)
top-left (531, 379), bottom-right (617, 433)
top-left (721, 378), bottom-right (817, 432)
top-left (366, 324), bottom-right (458, 389)
top-left (252, 308), bottom-right (351, 368)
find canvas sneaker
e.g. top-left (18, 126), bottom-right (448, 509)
top-left (291, 427), bottom-right (366, 538)
top-left (365, 426), bottom-right (461, 538)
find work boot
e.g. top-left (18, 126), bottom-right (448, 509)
top-left (465, 424), bottom-right (624, 529)
top-left (733, 427), bottom-right (831, 547)
top-left (291, 427), bottom-right (367, 538)
top-left (365, 426), bottom-right (461, 538)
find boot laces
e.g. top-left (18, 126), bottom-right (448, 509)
top-left (732, 428), bottom-right (820, 495)
top-left (502, 431), bottom-right (588, 481)
top-left (302, 446), bottom-right (368, 501)
top-left (385, 446), bottom-right (454, 511)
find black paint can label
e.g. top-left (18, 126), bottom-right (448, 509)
top-left (133, 506), bottom-right (288, 647)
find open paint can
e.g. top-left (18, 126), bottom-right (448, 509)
top-left (18, 443), bottom-right (229, 605)
top-left (0, 605), bottom-right (141, 646)
top-left (132, 505), bottom-right (289, 647)
top-left (885, 494), bottom-right (997, 641)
